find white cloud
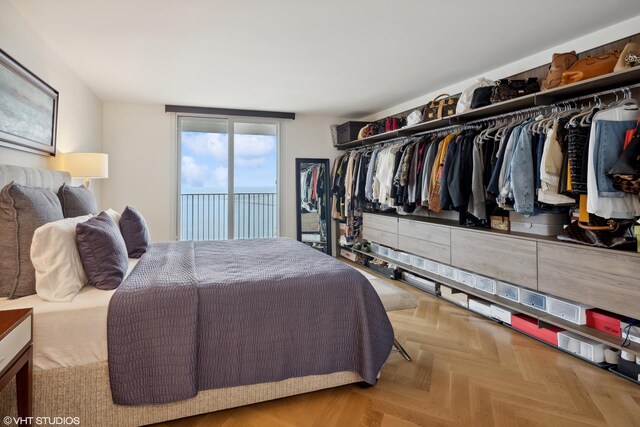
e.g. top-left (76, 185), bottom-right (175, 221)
top-left (181, 156), bottom-right (227, 188)
top-left (235, 135), bottom-right (275, 158)
top-left (183, 132), bottom-right (227, 162)
top-left (236, 157), bottom-right (266, 167)
top-left (181, 156), bottom-right (209, 187)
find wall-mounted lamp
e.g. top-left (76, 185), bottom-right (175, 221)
top-left (61, 152), bottom-right (108, 188)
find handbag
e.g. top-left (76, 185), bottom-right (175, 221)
top-left (560, 51), bottom-right (620, 86)
top-left (423, 94), bottom-right (459, 121)
top-left (456, 77), bottom-right (494, 114)
top-left (614, 42), bottom-right (640, 72)
top-left (490, 78), bottom-right (540, 104)
top-left (541, 51), bottom-right (578, 90)
top-left (357, 124), bottom-right (370, 140)
top-left (557, 214), bottom-right (636, 249)
top-left (607, 119), bottom-right (640, 194)
top-left (470, 86), bottom-right (494, 109)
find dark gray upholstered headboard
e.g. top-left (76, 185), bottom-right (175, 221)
top-left (0, 164), bottom-right (71, 192)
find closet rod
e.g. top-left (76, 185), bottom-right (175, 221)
top-left (412, 123), bottom-right (464, 137)
top-left (466, 105), bottom-right (548, 125)
top-left (553, 83), bottom-right (640, 106)
top-left (344, 135), bottom-right (409, 151)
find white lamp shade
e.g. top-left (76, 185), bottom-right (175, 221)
top-left (62, 153), bottom-right (108, 179)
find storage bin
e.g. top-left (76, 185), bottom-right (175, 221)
top-left (490, 305), bottom-right (514, 324)
top-left (410, 254), bottom-right (427, 270)
top-left (439, 264), bottom-right (456, 280)
top-left (370, 242), bottom-right (381, 255)
top-left (424, 259), bottom-right (440, 274)
top-left (366, 259), bottom-right (398, 279)
top-left (336, 121), bottom-right (369, 145)
top-left (496, 281), bottom-right (520, 302)
top-left (396, 251), bottom-right (411, 265)
top-left (378, 246), bottom-right (390, 257)
top-left (558, 331), bottom-right (581, 355)
top-left (455, 269), bottom-right (475, 287)
top-left (509, 211), bottom-right (569, 236)
top-left (547, 296), bottom-right (591, 325)
top-left (402, 272), bottom-right (436, 294)
top-left (474, 275), bottom-right (496, 294)
top-left (621, 321), bottom-right (640, 345)
top-left (521, 289), bottom-right (547, 312)
top-left (618, 356), bottom-right (640, 379)
top-left (586, 309), bottom-right (624, 337)
top-left (340, 248), bottom-right (357, 262)
top-left (511, 314), bottom-right (563, 346)
top-left (388, 249), bottom-right (398, 261)
top-left (440, 285), bottom-right (469, 307)
top-left (558, 331), bottom-right (606, 363)
top-left (469, 299), bottom-right (492, 317)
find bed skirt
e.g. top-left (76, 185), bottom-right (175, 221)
top-left (0, 362), bottom-right (362, 426)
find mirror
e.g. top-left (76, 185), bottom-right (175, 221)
top-left (295, 158), bottom-right (331, 254)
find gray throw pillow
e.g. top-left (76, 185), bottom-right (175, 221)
top-left (58, 183), bottom-right (98, 218)
top-left (119, 206), bottom-right (150, 258)
top-left (76, 211), bottom-right (128, 290)
top-left (0, 183), bottom-right (64, 298)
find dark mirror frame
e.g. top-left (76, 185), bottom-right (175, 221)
top-left (295, 158), bottom-right (331, 255)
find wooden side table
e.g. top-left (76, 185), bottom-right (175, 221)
top-left (0, 308), bottom-right (33, 418)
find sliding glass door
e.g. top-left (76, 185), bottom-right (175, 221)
top-left (178, 116), bottom-right (278, 240)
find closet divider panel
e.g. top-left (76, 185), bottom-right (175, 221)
top-left (538, 242), bottom-right (640, 320)
top-left (450, 229), bottom-right (538, 290)
top-left (398, 219), bottom-right (450, 264)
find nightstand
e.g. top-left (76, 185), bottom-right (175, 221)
top-left (0, 308), bottom-right (33, 418)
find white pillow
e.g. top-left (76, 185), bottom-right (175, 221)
top-left (104, 208), bottom-right (121, 227)
top-left (31, 215), bottom-right (93, 302)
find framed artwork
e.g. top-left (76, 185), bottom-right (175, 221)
top-left (0, 49), bottom-right (59, 155)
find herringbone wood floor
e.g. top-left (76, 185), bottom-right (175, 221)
top-left (155, 262), bottom-right (640, 427)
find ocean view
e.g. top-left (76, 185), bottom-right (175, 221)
top-left (180, 186), bottom-right (277, 240)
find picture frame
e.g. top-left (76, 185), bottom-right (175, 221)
top-left (0, 48), bottom-right (59, 156)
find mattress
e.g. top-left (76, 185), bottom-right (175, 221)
top-left (0, 259), bottom-right (138, 370)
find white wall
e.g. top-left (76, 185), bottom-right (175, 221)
top-left (102, 103), bottom-right (339, 243)
top-left (364, 14), bottom-right (640, 121)
top-left (0, 0), bottom-right (103, 200)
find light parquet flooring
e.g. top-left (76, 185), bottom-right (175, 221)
top-left (154, 262), bottom-right (640, 427)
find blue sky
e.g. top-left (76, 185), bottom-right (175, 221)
top-left (181, 131), bottom-right (277, 193)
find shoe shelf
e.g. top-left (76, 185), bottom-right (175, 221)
top-left (344, 245), bottom-right (640, 358)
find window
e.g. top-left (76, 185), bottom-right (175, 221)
top-left (178, 116), bottom-right (279, 240)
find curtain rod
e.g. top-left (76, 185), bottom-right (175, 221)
top-left (165, 105), bottom-right (295, 120)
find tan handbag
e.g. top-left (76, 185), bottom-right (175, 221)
top-left (560, 51), bottom-right (620, 86)
top-left (541, 51), bottom-right (578, 90)
top-left (614, 42), bottom-right (640, 72)
top-left (423, 94), bottom-right (458, 121)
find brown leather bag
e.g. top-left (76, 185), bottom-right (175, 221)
top-left (560, 51), bottom-right (620, 86)
top-left (541, 51), bottom-right (578, 90)
top-left (423, 94), bottom-right (458, 121)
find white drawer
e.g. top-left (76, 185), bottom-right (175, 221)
top-left (410, 254), bottom-right (426, 270)
top-left (558, 331), bottom-right (606, 363)
top-left (496, 281), bottom-right (521, 302)
top-left (424, 259), bottom-right (440, 274)
top-left (490, 305), bottom-right (514, 325)
top-left (474, 275), bottom-right (496, 294)
top-left (521, 289), bottom-right (548, 312)
top-left (455, 269), bottom-right (475, 287)
top-left (438, 264), bottom-right (456, 280)
top-left (0, 314), bottom-right (31, 373)
top-left (547, 297), bottom-right (592, 325)
top-left (469, 299), bottom-right (492, 317)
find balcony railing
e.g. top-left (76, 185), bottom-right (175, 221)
top-left (180, 193), bottom-right (277, 241)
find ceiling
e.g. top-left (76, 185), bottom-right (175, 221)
top-left (10, 0), bottom-right (640, 117)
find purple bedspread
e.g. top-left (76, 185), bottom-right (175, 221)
top-left (107, 238), bottom-right (394, 405)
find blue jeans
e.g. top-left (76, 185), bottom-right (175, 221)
top-left (511, 127), bottom-right (535, 215)
top-left (593, 120), bottom-right (636, 197)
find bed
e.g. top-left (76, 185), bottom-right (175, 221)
top-left (0, 165), bottom-right (394, 426)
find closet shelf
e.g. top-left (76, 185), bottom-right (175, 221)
top-left (345, 245), bottom-right (640, 357)
top-left (336, 66), bottom-right (640, 151)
